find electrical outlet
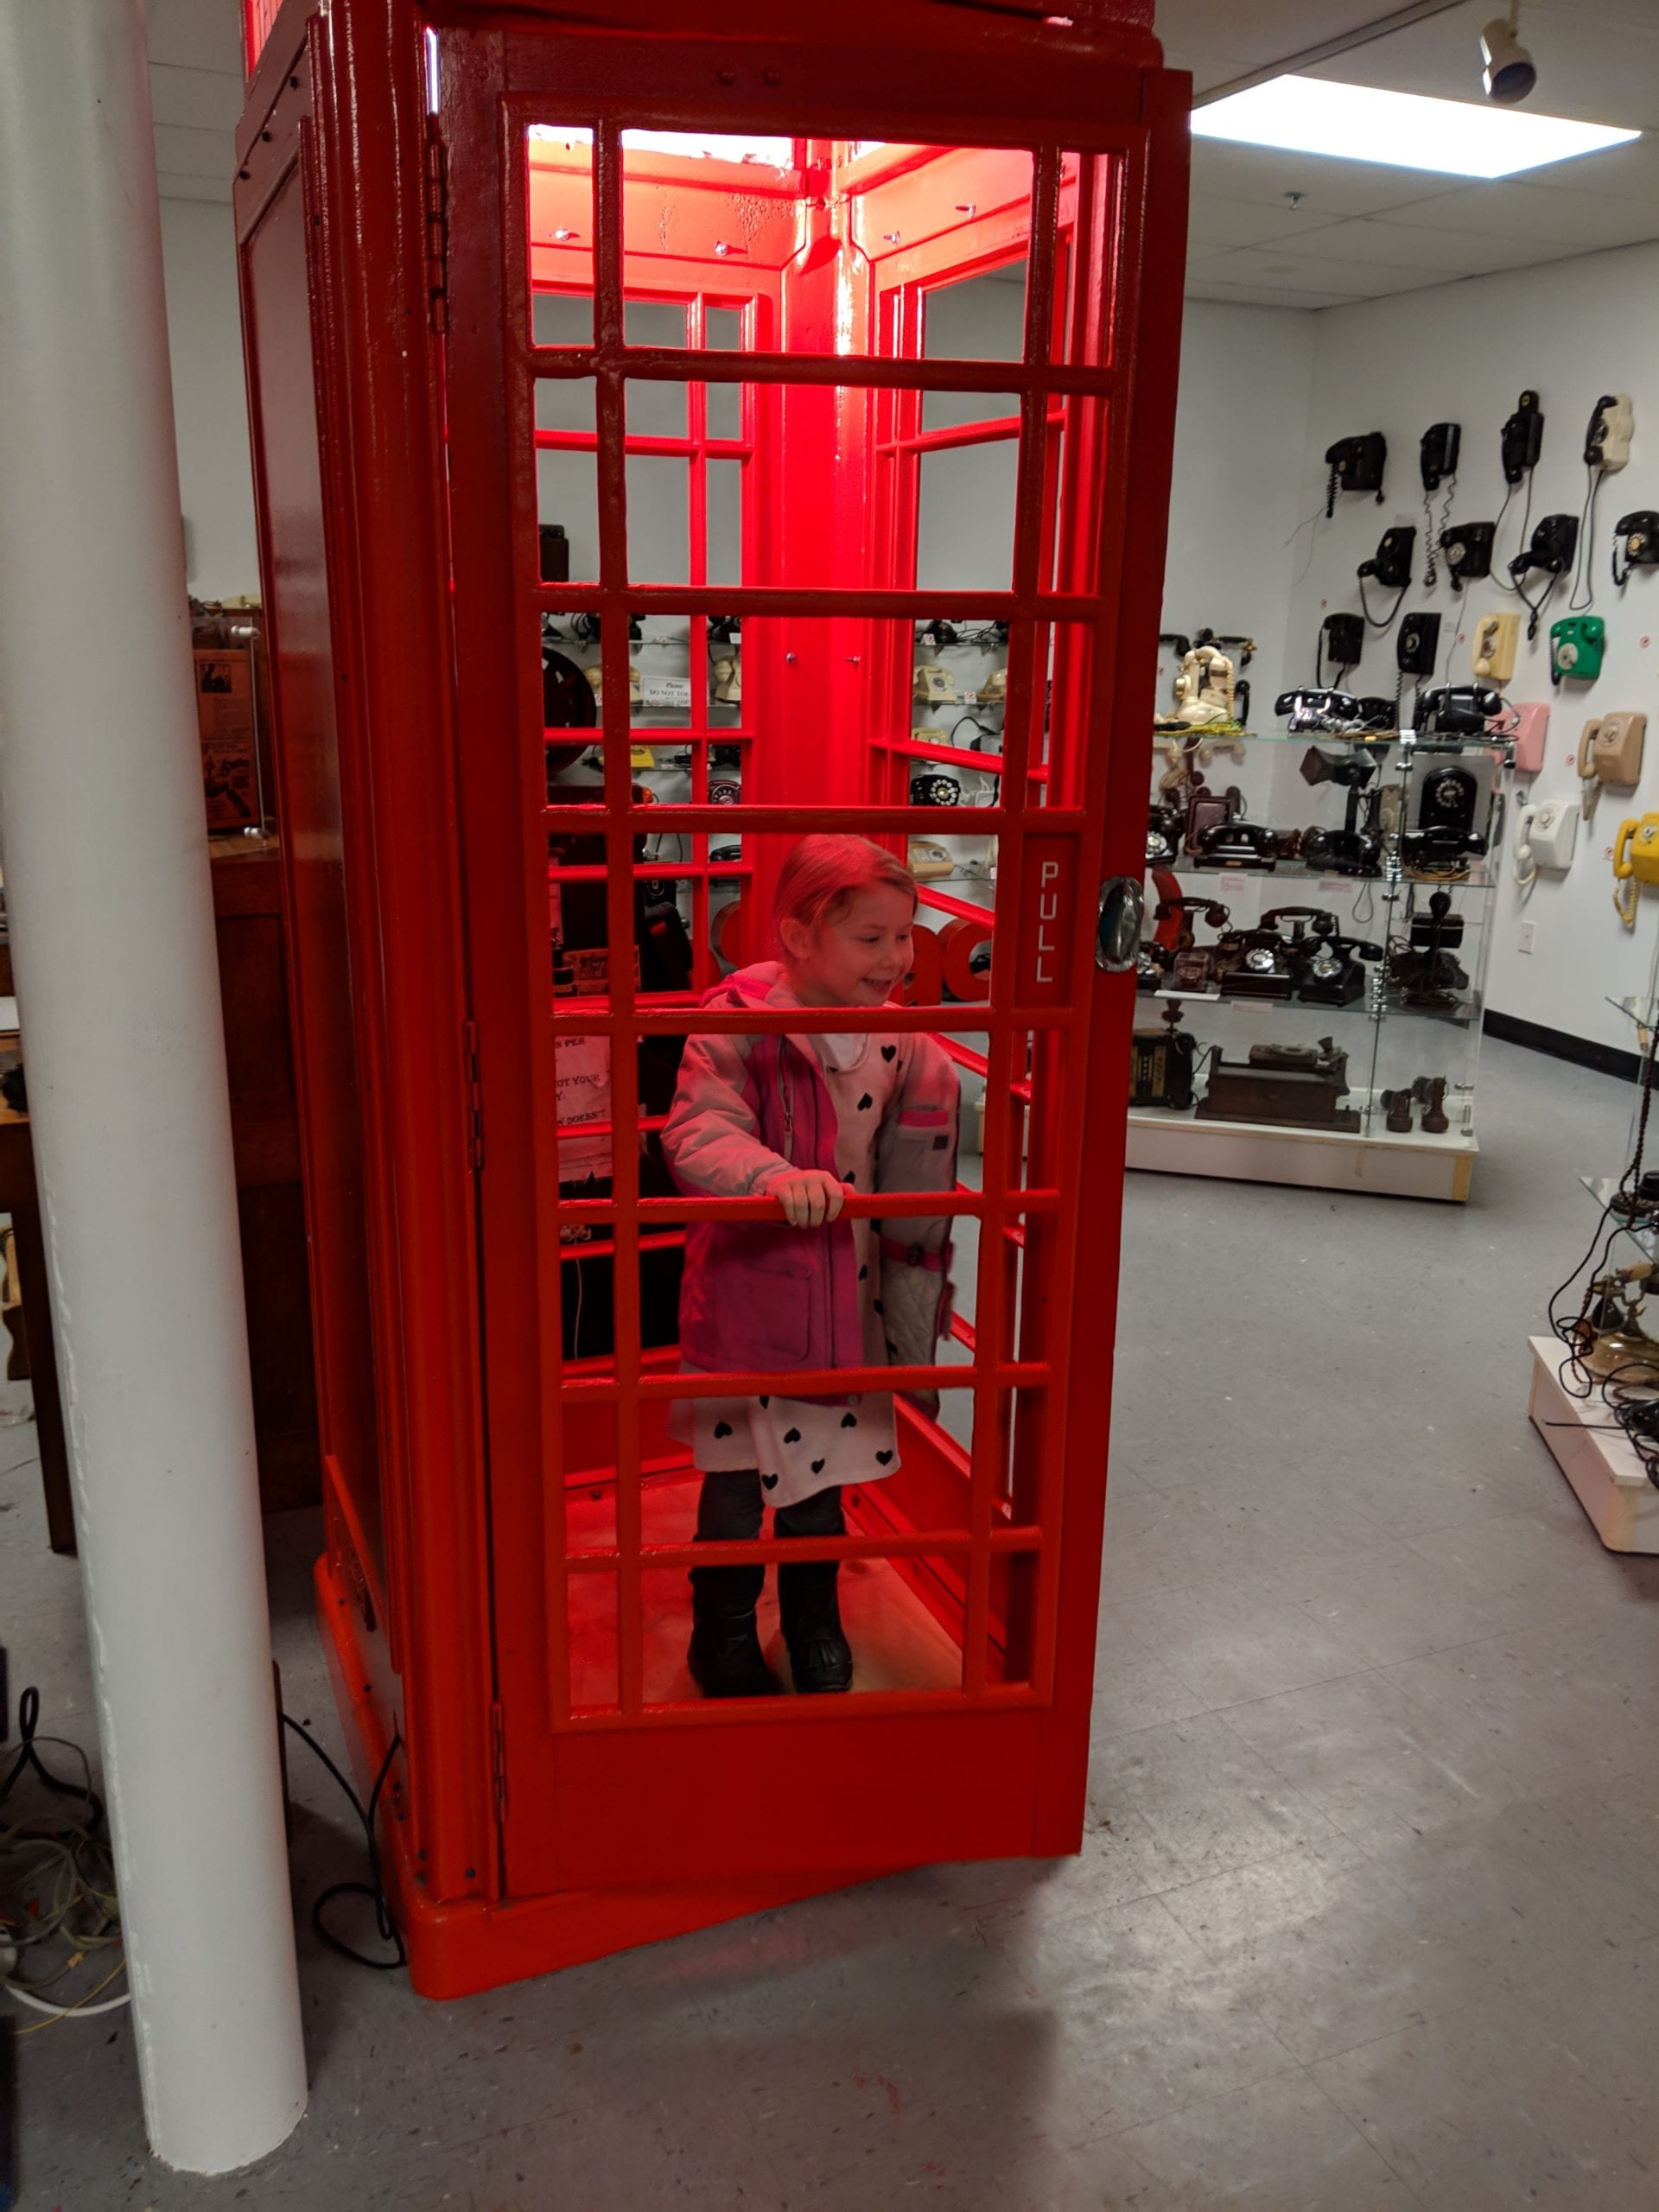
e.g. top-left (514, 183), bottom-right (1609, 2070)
top-left (1519, 920), bottom-right (1536, 954)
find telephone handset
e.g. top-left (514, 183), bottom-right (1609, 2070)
top-left (1578, 712), bottom-right (1647, 820)
top-left (1501, 390), bottom-right (1544, 485)
top-left (1153, 895), bottom-right (1231, 992)
top-left (1325, 433), bottom-right (1387, 517)
top-left (1261, 906), bottom-right (1341, 941)
top-left (1612, 814), bottom-right (1659, 928)
top-left (1612, 511), bottom-right (1659, 588)
top-left (1216, 927), bottom-right (1300, 999)
top-left (1152, 894), bottom-right (1230, 941)
top-left (1584, 393), bottom-right (1633, 472)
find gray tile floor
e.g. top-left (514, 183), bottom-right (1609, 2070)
top-left (5, 1035), bottom-right (1658, 2209)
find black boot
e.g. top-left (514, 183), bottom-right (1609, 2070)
top-left (688, 1563), bottom-right (779, 1698)
top-left (778, 1557), bottom-right (854, 1694)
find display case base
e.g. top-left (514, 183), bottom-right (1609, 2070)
top-left (1527, 1334), bottom-right (1659, 1554)
top-left (1126, 1107), bottom-right (1477, 1201)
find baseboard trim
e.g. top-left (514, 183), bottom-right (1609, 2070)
top-left (1485, 1009), bottom-right (1642, 1084)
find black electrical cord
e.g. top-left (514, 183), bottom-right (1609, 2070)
top-left (1568, 463), bottom-right (1603, 612)
top-left (0, 1688), bottom-right (103, 1834)
top-left (281, 1715), bottom-right (407, 1971)
top-left (1358, 575), bottom-right (1408, 632)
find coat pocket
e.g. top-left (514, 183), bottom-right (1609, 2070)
top-left (721, 1230), bottom-right (817, 1370)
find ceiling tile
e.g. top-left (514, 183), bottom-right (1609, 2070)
top-left (1520, 137), bottom-right (1659, 205)
top-left (153, 124), bottom-right (236, 184)
top-left (146, 0), bottom-right (245, 78)
top-left (1190, 139), bottom-right (1458, 220)
top-left (148, 60), bottom-right (245, 132)
top-left (1185, 194), bottom-right (1337, 249)
top-left (1383, 179), bottom-right (1659, 246)
top-left (1188, 243), bottom-right (1452, 298)
top-left (1280, 214), bottom-right (1579, 274)
top-left (1183, 276), bottom-right (1347, 309)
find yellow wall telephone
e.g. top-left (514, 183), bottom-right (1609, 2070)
top-left (1579, 712), bottom-right (1646, 820)
top-left (1612, 811), bottom-right (1659, 927)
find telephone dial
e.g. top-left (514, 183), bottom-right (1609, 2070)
top-left (1613, 813), bottom-right (1659, 928)
top-left (1402, 764), bottom-right (1488, 872)
top-left (910, 772), bottom-right (963, 807)
top-left (1147, 800), bottom-right (1185, 866)
top-left (1324, 432), bottom-right (1386, 516)
top-left (1513, 798), bottom-right (1579, 889)
top-left (1550, 614), bottom-right (1605, 688)
top-left (1578, 711), bottom-right (1647, 820)
top-left (1440, 520), bottom-right (1496, 591)
top-left (1414, 683), bottom-right (1502, 738)
top-left (1217, 927), bottom-right (1300, 1000)
top-left (1612, 511), bottom-right (1659, 588)
top-left (1501, 390), bottom-right (1544, 486)
top-left (1299, 931), bottom-right (1383, 1007)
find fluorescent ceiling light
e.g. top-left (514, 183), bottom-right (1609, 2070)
top-left (1192, 75), bottom-right (1638, 179)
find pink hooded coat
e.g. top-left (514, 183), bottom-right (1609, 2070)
top-left (661, 961), bottom-right (959, 1387)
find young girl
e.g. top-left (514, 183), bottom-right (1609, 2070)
top-left (661, 835), bottom-right (960, 1700)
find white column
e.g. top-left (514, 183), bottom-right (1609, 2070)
top-left (0, 0), bottom-right (307, 2175)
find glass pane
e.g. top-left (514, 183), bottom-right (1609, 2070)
top-left (704, 305), bottom-right (745, 352)
top-left (537, 448), bottom-right (599, 584)
top-left (626, 454), bottom-right (690, 584)
top-left (707, 460), bottom-right (744, 588)
top-left (526, 124), bottom-right (595, 338)
top-left (533, 289), bottom-right (594, 348)
top-left (917, 439), bottom-right (1019, 593)
top-left (922, 262), bottom-right (1028, 364)
top-left (706, 378), bottom-right (743, 442)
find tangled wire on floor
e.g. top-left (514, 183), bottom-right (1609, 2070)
top-left (0, 1687), bottom-right (128, 2032)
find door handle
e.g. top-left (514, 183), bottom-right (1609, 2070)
top-left (1096, 877), bottom-right (1144, 971)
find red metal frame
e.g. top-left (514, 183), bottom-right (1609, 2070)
top-left (235, 0), bottom-right (1188, 1997)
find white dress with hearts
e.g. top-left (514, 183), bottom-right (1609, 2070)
top-left (666, 1027), bottom-right (900, 1510)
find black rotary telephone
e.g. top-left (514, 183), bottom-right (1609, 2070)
top-left (1414, 683), bottom-right (1502, 737)
top-left (1300, 825), bottom-right (1382, 876)
top-left (1147, 800), bottom-right (1185, 866)
top-left (1298, 931), bottom-right (1383, 1007)
top-left (1218, 908), bottom-right (1334, 1000)
top-left (1439, 520), bottom-right (1496, 591)
top-left (1402, 763), bottom-right (1488, 871)
top-left (1325, 432), bottom-right (1387, 516)
top-left (1613, 511), bottom-right (1659, 588)
top-left (1501, 390), bottom-right (1544, 485)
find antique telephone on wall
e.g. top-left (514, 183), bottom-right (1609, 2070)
top-left (1550, 613), bottom-right (1605, 686)
top-left (1420, 422), bottom-right (1459, 588)
top-left (1357, 525), bottom-right (1414, 632)
top-left (1513, 797), bottom-right (1580, 889)
top-left (1509, 512), bottom-right (1578, 639)
top-left (1440, 520), bottom-right (1496, 592)
top-left (1319, 610), bottom-right (1364, 687)
top-left (1613, 510), bottom-right (1659, 588)
top-left (1578, 711), bottom-right (1646, 820)
top-left (1325, 432), bottom-right (1386, 517)
top-left (1612, 812), bottom-right (1659, 928)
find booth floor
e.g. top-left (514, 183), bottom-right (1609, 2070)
top-left (6, 1035), bottom-right (1659, 2212)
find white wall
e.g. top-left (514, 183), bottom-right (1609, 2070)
top-left (1158, 299), bottom-right (1318, 717)
top-left (1286, 239), bottom-right (1659, 1054)
top-left (159, 197), bottom-right (260, 600)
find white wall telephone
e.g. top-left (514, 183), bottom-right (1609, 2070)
top-left (1513, 798), bottom-right (1579, 888)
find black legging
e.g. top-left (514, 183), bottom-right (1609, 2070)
top-left (691, 1471), bottom-right (845, 1619)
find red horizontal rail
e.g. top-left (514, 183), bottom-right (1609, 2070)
top-left (535, 583), bottom-right (1103, 621)
top-left (557, 1227), bottom-right (684, 1264)
top-left (564, 1356), bottom-right (1052, 1404)
top-left (556, 1188), bottom-right (1005, 1224)
top-left (565, 1523), bottom-right (1042, 1572)
top-left (918, 882), bottom-right (998, 925)
top-left (525, 344), bottom-right (1118, 398)
top-left (548, 861), bottom-right (748, 883)
top-left (556, 1681), bottom-right (1043, 1732)
top-left (533, 429), bottom-right (751, 461)
top-left (877, 735), bottom-right (1004, 774)
top-left (551, 1001), bottom-right (1077, 1036)
top-left (543, 804), bottom-right (1045, 834)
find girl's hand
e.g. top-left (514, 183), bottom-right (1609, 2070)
top-left (772, 1170), bottom-right (849, 1229)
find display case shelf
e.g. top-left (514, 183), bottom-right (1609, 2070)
top-left (1135, 721), bottom-right (1500, 1199)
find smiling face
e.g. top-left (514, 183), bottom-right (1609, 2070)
top-left (780, 880), bottom-right (917, 1008)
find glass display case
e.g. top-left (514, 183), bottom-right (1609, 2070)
top-left (1127, 720), bottom-right (1509, 1201)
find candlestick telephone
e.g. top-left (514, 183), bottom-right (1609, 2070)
top-left (1325, 432), bottom-right (1386, 516)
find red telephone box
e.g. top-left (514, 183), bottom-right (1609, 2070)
top-left (235, 0), bottom-right (1188, 1998)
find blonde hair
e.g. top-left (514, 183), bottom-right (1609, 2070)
top-left (773, 835), bottom-right (917, 947)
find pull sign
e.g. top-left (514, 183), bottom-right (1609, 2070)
top-left (1017, 837), bottom-right (1074, 1004)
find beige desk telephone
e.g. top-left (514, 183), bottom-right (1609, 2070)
top-left (1578, 712), bottom-right (1646, 820)
top-left (1613, 812), bottom-right (1659, 928)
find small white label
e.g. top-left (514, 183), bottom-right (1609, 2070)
top-left (641, 676), bottom-right (692, 709)
top-left (962, 688), bottom-right (978, 705)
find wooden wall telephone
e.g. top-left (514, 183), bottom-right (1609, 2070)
top-left (1612, 812), bottom-right (1659, 928)
top-left (1578, 712), bottom-right (1646, 820)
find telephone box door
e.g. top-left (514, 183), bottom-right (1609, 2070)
top-left (435, 25), bottom-right (1186, 1899)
